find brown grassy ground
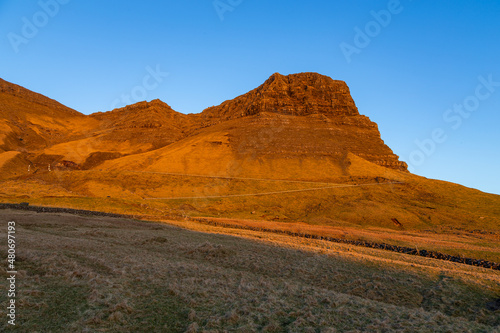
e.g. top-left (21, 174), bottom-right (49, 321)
top-left (0, 210), bottom-right (499, 332)
top-left (1, 167), bottom-right (499, 263)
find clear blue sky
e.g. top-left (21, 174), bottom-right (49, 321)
top-left (1, 0), bottom-right (499, 194)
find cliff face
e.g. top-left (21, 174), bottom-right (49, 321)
top-left (201, 72), bottom-right (359, 123)
top-left (198, 72), bottom-right (407, 171)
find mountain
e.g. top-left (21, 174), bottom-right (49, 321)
top-left (41, 99), bottom-right (194, 169)
top-left (0, 74), bottom-right (498, 241)
top-left (0, 79), bottom-right (195, 172)
top-left (201, 73), bottom-right (407, 171)
top-left (0, 73), bottom-right (407, 177)
top-left (0, 78), bottom-right (99, 178)
top-left (100, 72), bottom-right (407, 178)
top-left (200, 72), bottom-right (359, 121)
top-left (0, 78), bottom-right (88, 152)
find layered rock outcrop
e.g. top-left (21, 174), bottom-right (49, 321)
top-left (199, 72), bottom-right (407, 171)
top-left (201, 72), bottom-right (359, 123)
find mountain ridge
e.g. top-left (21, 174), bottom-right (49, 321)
top-left (0, 72), bottom-right (408, 174)
top-left (0, 78), bottom-right (82, 118)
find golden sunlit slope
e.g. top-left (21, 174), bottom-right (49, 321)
top-left (40, 100), bottom-right (196, 168)
top-left (99, 111), bottom-right (407, 181)
top-left (30, 152), bottom-right (500, 234)
top-left (99, 72), bottom-right (408, 178)
top-left (0, 78), bottom-right (200, 173)
top-left (1, 73), bottom-right (407, 175)
top-left (0, 78), bottom-right (99, 178)
top-left (0, 78), bottom-right (93, 152)
top-left (0, 151), bottom-right (30, 180)
top-left (88, 99), bottom-right (194, 150)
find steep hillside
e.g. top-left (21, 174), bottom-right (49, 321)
top-left (0, 78), bottom-right (91, 152)
top-left (41, 99), bottom-right (195, 168)
top-left (0, 78), bottom-right (99, 178)
top-left (0, 73), bottom-right (407, 175)
top-left (89, 99), bottom-right (193, 150)
top-left (100, 111), bottom-right (407, 179)
top-left (0, 79), bottom-right (197, 172)
top-left (100, 73), bottom-right (407, 176)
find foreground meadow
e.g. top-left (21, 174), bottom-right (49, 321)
top-left (2, 167), bottom-right (500, 264)
top-left (0, 209), bottom-right (499, 332)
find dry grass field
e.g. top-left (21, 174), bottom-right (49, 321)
top-left (2, 167), bottom-right (499, 264)
top-left (1, 209), bottom-right (499, 332)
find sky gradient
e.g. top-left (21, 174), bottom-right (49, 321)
top-left (1, 0), bottom-right (499, 194)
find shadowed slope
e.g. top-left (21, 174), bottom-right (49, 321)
top-left (1, 209), bottom-right (499, 331)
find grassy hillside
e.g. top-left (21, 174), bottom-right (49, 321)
top-left (0, 210), bottom-right (499, 332)
top-left (1, 159), bottom-right (499, 262)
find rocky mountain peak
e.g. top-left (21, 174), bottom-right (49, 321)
top-left (201, 72), bottom-right (360, 123)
